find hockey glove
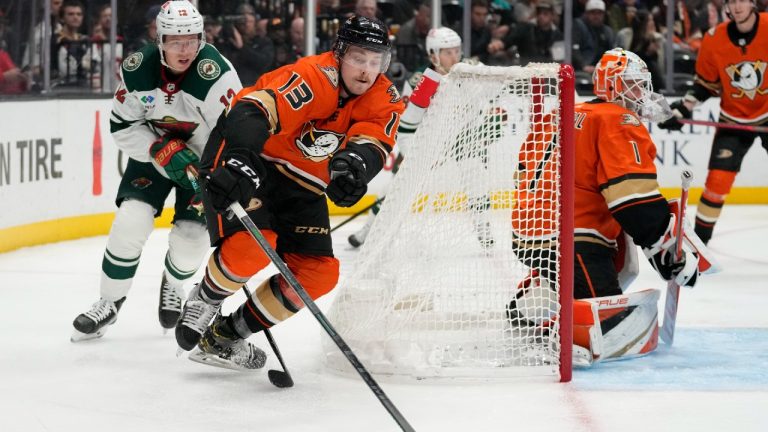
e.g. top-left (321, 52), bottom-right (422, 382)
top-left (203, 151), bottom-right (266, 213)
top-left (657, 100), bottom-right (692, 131)
top-left (326, 149), bottom-right (368, 207)
top-left (642, 215), bottom-right (700, 287)
top-left (149, 136), bottom-right (200, 189)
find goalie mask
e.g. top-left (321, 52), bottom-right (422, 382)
top-left (593, 48), bottom-right (654, 114)
top-left (156, 0), bottom-right (205, 69)
top-left (333, 15), bottom-right (392, 74)
top-left (426, 27), bottom-right (462, 73)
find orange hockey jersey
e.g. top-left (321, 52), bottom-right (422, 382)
top-left (512, 101), bottom-right (668, 250)
top-left (695, 12), bottom-right (768, 124)
top-left (228, 51), bottom-right (404, 194)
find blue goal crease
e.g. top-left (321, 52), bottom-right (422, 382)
top-left (571, 328), bottom-right (768, 391)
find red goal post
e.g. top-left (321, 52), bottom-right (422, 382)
top-left (326, 63), bottom-right (575, 382)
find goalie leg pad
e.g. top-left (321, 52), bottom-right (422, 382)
top-left (573, 289), bottom-right (661, 366)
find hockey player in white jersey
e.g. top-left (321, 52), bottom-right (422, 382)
top-left (348, 27), bottom-right (493, 248)
top-left (72, 1), bottom-right (242, 342)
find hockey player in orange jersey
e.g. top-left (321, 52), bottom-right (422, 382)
top-left (173, 15), bottom-right (405, 370)
top-left (511, 48), bottom-right (718, 366)
top-left (658, 0), bottom-right (768, 244)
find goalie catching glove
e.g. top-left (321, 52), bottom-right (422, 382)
top-left (150, 136), bottom-right (200, 189)
top-left (202, 150), bottom-right (266, 213)
top-left (656, 99), bottom-right (692, 131)
top-left (642, 213), bottom-right (700, 287)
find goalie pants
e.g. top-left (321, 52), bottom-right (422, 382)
top-left (696, 128), bottom-right (768, 243)
top-left (514, 241), bottom-right (622, 300)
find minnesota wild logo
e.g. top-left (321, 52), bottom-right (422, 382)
top-left (123, 52), bottom-right (143, 72)
top-left (197, 59), bottom-right (221, 80)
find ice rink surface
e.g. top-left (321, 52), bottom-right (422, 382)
top-left (1, 206), bottom-right (767, 432)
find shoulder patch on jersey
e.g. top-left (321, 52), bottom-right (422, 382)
top-left (707, 27), bottom-right (716, 36)
top-left (123, 52), bottom-right (143, 72)
top-left (387, 83), bottom-right (402, 103)
top-left (620, 113), bottom-right (641, 126)
top-left (197, 58), bottom-right (221, 80)
top-left (318, 65), bottom-right (339, 88)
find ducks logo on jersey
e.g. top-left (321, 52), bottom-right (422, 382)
top-left (295, 122), bottom-right (345, 162)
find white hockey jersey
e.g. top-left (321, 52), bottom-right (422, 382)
top-left (110, 44), bottom-right (242, 163)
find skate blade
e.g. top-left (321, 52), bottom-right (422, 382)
top-left (188, 348), bottom-right (259, 372)
top-left (70, 328), bottom-right (106, 343)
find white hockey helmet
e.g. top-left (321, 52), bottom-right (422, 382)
top-left (156, 1), bottom-right (205, 67)
top-left (426, 27), bottom-right (461, 56)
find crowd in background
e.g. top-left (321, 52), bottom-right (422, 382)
top-left (2, 0), bottom-right (768, 97)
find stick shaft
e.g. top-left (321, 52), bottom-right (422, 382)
top-left (661, 170), bottom-right (693, 345)
top-left (230, 202), bottom-right (414, 432)
top-left (330, 197), bottom-right (384, 233)
top-left (678, 119), bottom-right (768, 134)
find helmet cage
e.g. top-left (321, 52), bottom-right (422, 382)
top-left (593, 49), bottom-right (653, 113)
top-left (156, 0), bottom-right (205, 68)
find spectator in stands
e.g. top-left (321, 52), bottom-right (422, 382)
top-left (225, 5), bottom-right (275, 86)
top-left (572, 0), bottom-right (615, 74)
top-left (607, 0), bottom-right (639, 33)
top-left (355, 0), bottom-right (379, 19)
top-left (507, 0), bottom-right (564, 65)
top-left (0, 7), bottom-right (21, 64)
top-left (89, 4), bottom-right (123, 92)
top-left (55, 0), bottom-right (90, 87)
top-left (1, 45), bottom-right (28, 95)
top-left (470, 0), bottom-right (505, 64)
top-left (22, 0), bottom-right (63, 90)
top-left (514, 0), bottom-right (538, 23)
top-left (395, 0), bottom-right (432, 72)
top-left (616, 9), bottom-right (664, 91)
top-left (271, 16), bottom-right (305, 68)
top-left (128, 5), bottom-right (160, 53)
top-left (204, 16), bottom-right (225, 47)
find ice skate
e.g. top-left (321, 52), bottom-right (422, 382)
top-left (71, 297), bottom-right (126, 342)
top-left (188, 315), bottom-right (267, 371)
top-left (175, 284), bottom-right (221, 351)
top-left (348, 214), bottom-right (374, 248)
top-left (158, 275), bottom-right (184, 331)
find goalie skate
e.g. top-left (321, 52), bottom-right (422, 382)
top-left (71, 297), bottom-right (126, 342)
top-left (188, 316), bottom-right (266, 371)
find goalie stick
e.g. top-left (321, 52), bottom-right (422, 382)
top-left (330, 196), bottom-right (385, 233)
top-left (229, 202), bottom-right (415, 432)
top-left (661, 169), bottom-right (693, 345)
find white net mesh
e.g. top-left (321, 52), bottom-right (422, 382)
top-left (325, 63), bottom-right (567, 379)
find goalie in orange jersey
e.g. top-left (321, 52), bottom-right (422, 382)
top-left (173, 15), bottom-right (405, 370)
top-left (511, 48), bottom-right (718, 366)
top-left (658, 0), bottom-right (768, 245)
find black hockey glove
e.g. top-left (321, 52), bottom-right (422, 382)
top-left (202, 151), bottom-right (266, 213)
top-left (657, 100), bottom-right (692, 131)
top-left (326, 149), bottom-right (368, 207)
top-left (642, 216), bottom-right (700, 287)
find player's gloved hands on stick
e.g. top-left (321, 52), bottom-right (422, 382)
top-left (149, 136), bottom-right (200, 189)
top-left (642, 215), bottom-right (700, 287)
top-left (326, 149), bottom-right (368, 207)
top-left (203, 151), bottom-right (265, 213)
top-left (657, 100), bottom-right (692, 131)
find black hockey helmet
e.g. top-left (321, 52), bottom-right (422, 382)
top-left (333, 15), bottom-right (391, 73)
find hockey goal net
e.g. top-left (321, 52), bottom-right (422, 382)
top-left (325, 63), bottom-right (574, 381)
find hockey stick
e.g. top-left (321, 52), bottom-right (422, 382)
top-left (229, 202), bottom-right (415, 432)
top-left (240, 285), bottom-right (294, 388)
top-left (678, 119), bottom-right (768, 134)
top-left (661, 169), bottom-right (693, 345)
top-left (330, 196), bottom-right (385, 233)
